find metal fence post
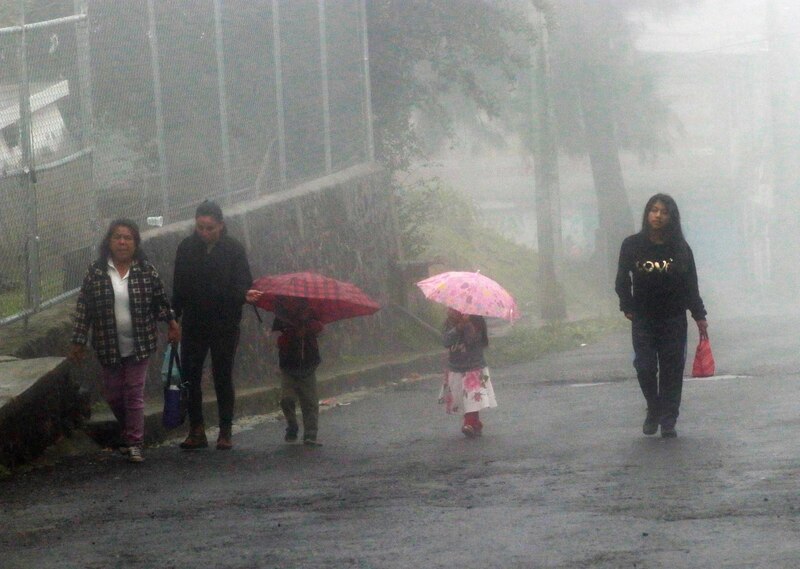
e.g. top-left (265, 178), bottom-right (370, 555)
top-left (17, 0), bottom-right (40, 316)
top-left (213, 0), bottom-right (233, 204)
top-left (271, 0), bottom-right (287, 188)
top-left (74, 0), bottom-right (98, 236)
top-left (359, 0), bottom-right (375, 162)
top-left (146, 0), bottom-right (170, 222)
top-left (318, 0), bottom-right (332, 173)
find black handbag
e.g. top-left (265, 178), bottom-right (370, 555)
top-left (162, 345), bottom-right (188, 429)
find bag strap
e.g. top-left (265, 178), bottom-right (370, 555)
top-left (167, 346), bottom-right (183, 386)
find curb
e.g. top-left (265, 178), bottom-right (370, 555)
top-left (84, 351), bottom-right (444, 448)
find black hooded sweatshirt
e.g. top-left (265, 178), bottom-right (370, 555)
top-left (615, 232), bottom-right (707, 321)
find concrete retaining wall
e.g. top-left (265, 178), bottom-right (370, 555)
top-left (0, 163), bottom-right (443, 465)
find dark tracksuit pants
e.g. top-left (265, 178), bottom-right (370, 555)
top-left (181, 324), bottom-right (240, 428)
top-left (632, 315), bottom-right (688, 428)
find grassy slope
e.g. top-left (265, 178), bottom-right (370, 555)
top-left (398, 180), bottom-right (625, 366)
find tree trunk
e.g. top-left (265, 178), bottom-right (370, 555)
top-left (580, 67), bottom-right (634, 284)
top-left (531, 12), bottom-right (566, 321)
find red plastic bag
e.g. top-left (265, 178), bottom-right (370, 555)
top-left (691, 336), bottom-right (715, 378)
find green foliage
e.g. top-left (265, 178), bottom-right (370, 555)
top-left (396, 177), bottom-right (479, 260)
top-left (397, 177), bottom-right (618, 327)
top-left (397, 178), bottom-right (539, 308)
top-left (367, 0), bottom-right (533, 171)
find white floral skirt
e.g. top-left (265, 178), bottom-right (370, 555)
top-left (439, 367), bottom-right (497, 415)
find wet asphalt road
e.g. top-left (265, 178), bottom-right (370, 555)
top-left (2, 314), bottom-right (799, 568)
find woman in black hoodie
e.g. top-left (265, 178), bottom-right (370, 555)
top-left (615, 194), bottom-right (708, 438)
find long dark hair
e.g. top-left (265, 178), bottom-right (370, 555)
top-left (639, 193), bottom-right (690, 266)
top-left (98, 219), bottom-right (146, 262)
top-left (471, 315), bottom-right (489, 347)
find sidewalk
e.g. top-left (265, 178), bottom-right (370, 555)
top-left (84, 350), bottom-right (444, 449)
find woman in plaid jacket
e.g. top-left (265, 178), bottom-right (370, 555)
top-left (69, 219), bottom-right (180, 463)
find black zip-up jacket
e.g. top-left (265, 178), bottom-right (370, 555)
top-left (272, 316), bottom-right (323, 378)
top-left (615, 233), bottom-right (707, 321)
top-left (172, 232), bottom-right (253, 329)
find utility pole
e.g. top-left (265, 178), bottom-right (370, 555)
top-left (146, 0), bottom-right (170, 222)
top-left (17, 0), bottom-right (40, 317)
top-left (530, 7), bottom-right (566, 321)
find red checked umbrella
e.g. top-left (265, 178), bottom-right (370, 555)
top-left (416, 271), bottom-right (519, 321)
top-left (251, 272), bottom-right (380, 324)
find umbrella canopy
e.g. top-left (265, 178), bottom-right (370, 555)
top-left (251, 272), bottom-right (380, 324)
top-left (416, 271), bottom-right (519, 321)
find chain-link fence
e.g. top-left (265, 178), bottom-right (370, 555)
top-left (0, 0), bottom-right (374, 324)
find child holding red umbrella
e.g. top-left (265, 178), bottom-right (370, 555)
top-left (270, 296), bottom-right (325, 446)
top-left (440, 308), bottom-right (497, 437)
top-left (247, 272), bottom-right (381, 447)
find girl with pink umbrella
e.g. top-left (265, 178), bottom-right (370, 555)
top-left (440, 308), bottom-right (496, 437)
top-left (417, 271), bottom-right (517, 437)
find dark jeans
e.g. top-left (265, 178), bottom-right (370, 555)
top-left (181, 325), bottom-right (240, 428)
top-left (632, 315), bottom-right (688, 428)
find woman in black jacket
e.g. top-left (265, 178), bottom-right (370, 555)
top-left (615, 194), bottom-right (708, 438)
top-left (172, 200), bottom-right (259, 450)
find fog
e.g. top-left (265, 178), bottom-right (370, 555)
top-left (1, 0), bottom-right (800, 326)
top-left (410, 0), bottom-right (800, 323)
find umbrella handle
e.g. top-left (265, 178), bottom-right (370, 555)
top-left (252, 304), bottom-right (263, 324)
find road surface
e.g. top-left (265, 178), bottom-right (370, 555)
top-left (2, 314), bottom-right (799, 568)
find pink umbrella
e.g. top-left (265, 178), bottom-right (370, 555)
top-left (416, 271), bottom-right (519, 321)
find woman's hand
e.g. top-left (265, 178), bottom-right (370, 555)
top-left (696, 319), bottom-right (708, 338)
top-left (167, 320), bottom-right (181, 345)
top-left (624, 312), bottom-right (634, 321)
top-left (245, 289), bottom-right (263, 304)
top-left (67, 343), bottom-right (86, 363)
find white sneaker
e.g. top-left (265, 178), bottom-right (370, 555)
top-left (128, 446), bottom-right (144, 463)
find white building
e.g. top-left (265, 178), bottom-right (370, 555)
top-left (0, 80), bottom-right (70, 172)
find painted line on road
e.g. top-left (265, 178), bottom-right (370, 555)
top-left (569, 382), bottom-right (612, 387)
top-left (685, 374), bottom-right (751, 382)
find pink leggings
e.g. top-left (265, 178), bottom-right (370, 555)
top-left (101, 357), bottom-right (150, 446)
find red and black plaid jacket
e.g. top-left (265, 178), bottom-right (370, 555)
top-left (71, 259), bottom-right (175, 366)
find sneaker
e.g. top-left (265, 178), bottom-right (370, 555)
top-left (461, 424), bottom-right (477, 438)
top-left (642, 415), bottom-right (659, 436)
top-left (285, 425), bottom-right (299, 443)
top-left (128, 446), bottom-right (144, 463)
top-left (661, 425), bottom-right (677, 438)
top-left (303, 436), bottom-right (322, 447)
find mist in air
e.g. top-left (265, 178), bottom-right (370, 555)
top-left (409, 0), bottom-right (800, 323)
